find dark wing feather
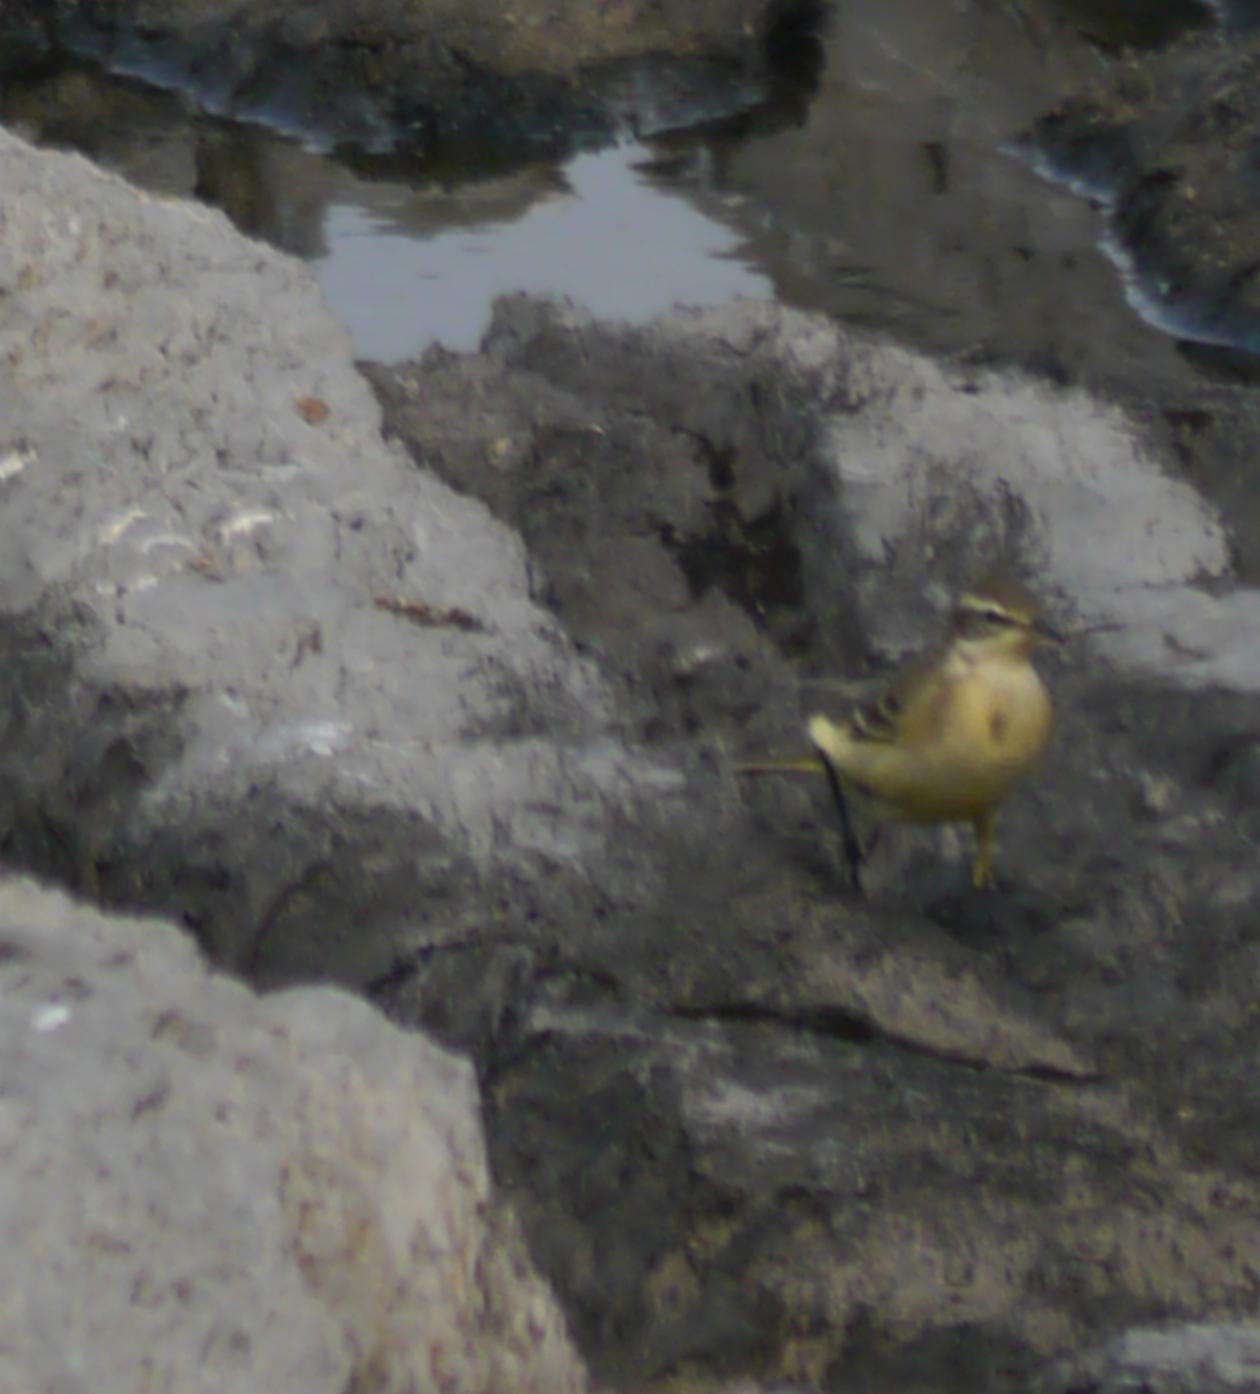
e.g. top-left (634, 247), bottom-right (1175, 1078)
top-left (850, 686), bottom-right (902, 742)
top-left (846, 647), bottom-right (943, 745)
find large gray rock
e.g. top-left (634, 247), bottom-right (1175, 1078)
top-left (0, 874), bottom-right (588, 1393)
top-left (0, 124), bottom-right (645, 993)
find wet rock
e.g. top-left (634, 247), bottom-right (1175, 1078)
top-left (1039, 1), bottom-right (1213, 51)
top-left (0, 874), bottom-right (588, 1393)
top-left (0, 4), bottom-right (53, 77)
top-left (1027, 26), bottom-right (1260, 354)
top-left (5, 0), bottom-right (812, 151)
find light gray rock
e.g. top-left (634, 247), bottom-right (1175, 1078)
top-left (0, 873), bottom-right (588, 1394)
top-left (1042, 1323), bottom-right (1260, 1394)
top-left (0, 125), bottom-right (652, 989)
top-left (624, 298), bottom-right (1257, 688)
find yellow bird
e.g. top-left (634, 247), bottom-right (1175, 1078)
top-left (804, 576), bottom-right (1061, 892)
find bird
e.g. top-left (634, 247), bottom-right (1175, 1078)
top-left (750, 576), bottom-right (1061, 893)
top-left (808, 575), bottom-right (1061, 891)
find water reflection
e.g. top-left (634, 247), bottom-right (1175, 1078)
top-left (314, 144), bottom-right (770, 357)
top-left (0, 4), bottom-right (1230, 377)
top-left (1, 59), bottom-right (774, 360)
top-left (9, 8), bottom-right (1260, 582)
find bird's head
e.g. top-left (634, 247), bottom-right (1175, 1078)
top-left (950, 575), bottom-right (1062, 659)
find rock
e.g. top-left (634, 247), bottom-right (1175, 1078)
top-left (0, 3), bottom-right (51, 77)
top-left (1041, 1323), bottom-right (1260, 1394)
top-left (370, 295), bottom-right (1260, 1391)
top-left (0, 124), bottom-right (650, 996)
top-left (1026, 26), bottom-right (1260, 355)
top-left (4, 0), bottom-right (806, 151)
top-left (374, 293), bottom-right (1256, 690)
top-left (0, 873), bottom-right (588, 1393)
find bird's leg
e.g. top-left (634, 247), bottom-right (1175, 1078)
top-left (819, 754), bottom-right (865, 896)
top-left (970, 809), bottom-right (996, 890)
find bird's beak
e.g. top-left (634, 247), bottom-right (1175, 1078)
top-left (1032, 616), bottom-right (1065, 646)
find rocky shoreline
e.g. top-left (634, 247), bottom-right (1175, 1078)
top-left (6, 3), bottom-right (1260, 1393)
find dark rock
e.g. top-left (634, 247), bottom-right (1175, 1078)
top-left (369, 296), bottom-right (1260, 1390)
top-left (1044, 1), bottom-right (1213, 51)
top-left (1026, 28), bottom-right (1260, 354)
top-left (0, 0), bottom-right (817, 151)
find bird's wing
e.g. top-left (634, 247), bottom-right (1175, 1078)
top-left (846, 647), bottom-right (949, 747)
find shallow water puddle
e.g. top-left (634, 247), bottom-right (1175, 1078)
top-left (0, 11), bottom-right (1210, 372)
top-left (0, 57), bottom-right (774, 361)
top-left (314, 142), bottom-right (771, 358)
top-left (12, 8), bottom-right (1260, 678)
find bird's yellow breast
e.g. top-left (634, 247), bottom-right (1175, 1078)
top-left (820, 652), bottom-right (1052, 824)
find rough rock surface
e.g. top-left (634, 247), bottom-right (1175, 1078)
top-left (369, 298), bottom-right (1260, 1391)
top-left (0, 123), bottom-right (652, 996)
top-left (1028, 22), bottom-right (1260, 354)
top-left (3, 0), bottom-right (805, 149)
top-left (7, 123), bottom-right (1260, 1394)
top-left (0, 874), bottom-right (588, 1393)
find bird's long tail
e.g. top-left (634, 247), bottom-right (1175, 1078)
top-left (732, 756), bottom-right (826, 775)
top-left (734, 743), bottom-right (866, 896)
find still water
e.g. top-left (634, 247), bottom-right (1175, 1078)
top-left (0, 0), bottom-right (1222, 381)
top-left (0, 54), bottom-right (778, 360)
top-left (315, 143), bottom-right (770, 358)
